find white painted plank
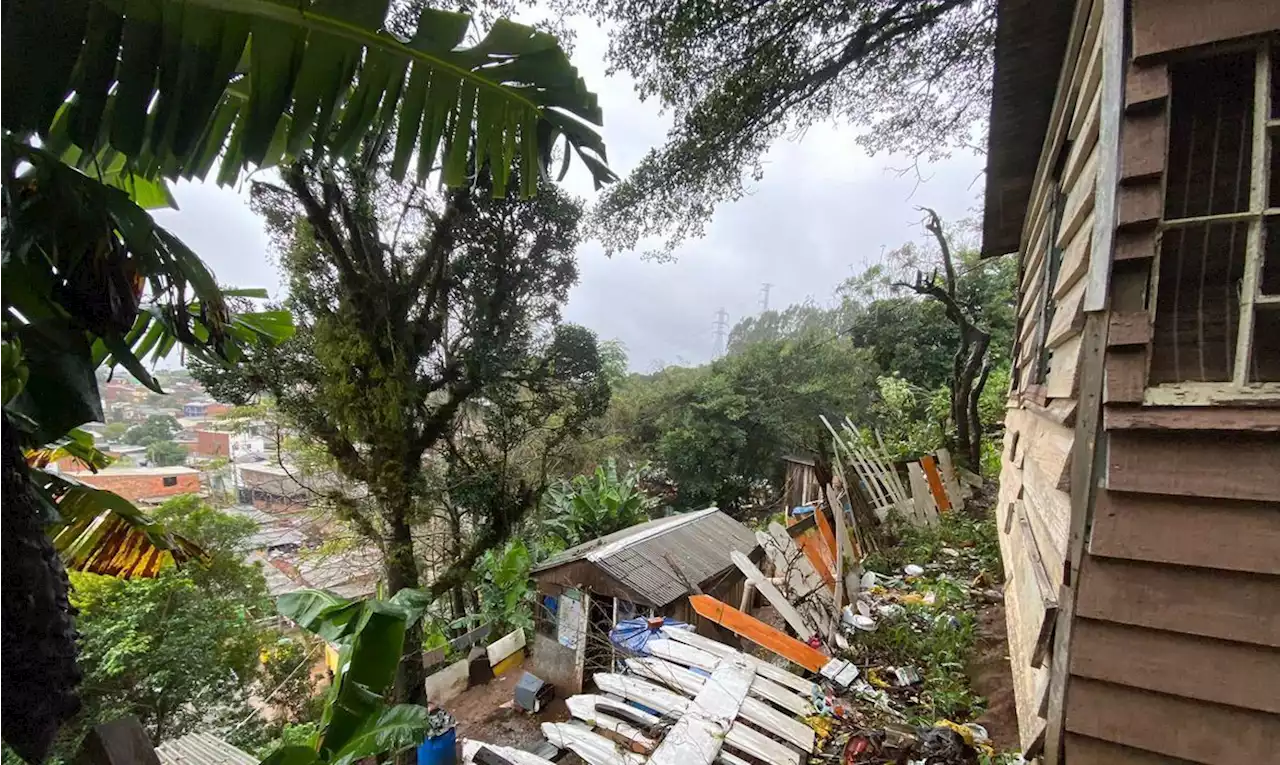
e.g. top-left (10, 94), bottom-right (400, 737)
top-left (593, 674), bottom-right (802, 765)
top-left (907, 462), bottom-right (939, 526)
top-left (540, 723), bottom-right (645, 765)
top-left (648, 658), bottom-right (753, 765)
top-left (625, 658), bottom-right (815, 752)
top-left (935, 448), bottom-right (965, 511)
top-left (660, 626), bottom-right (817, 697)
top-left (730, 551), bottom-right (815, 638)
top-left (461, 739), bottom-right (556, 765)
top-left (565, 695), bottom-right (658, 753)
top-left (486, 628), bottom-right (527, 667)
top-left (632, 648), bottom-right (815, 718)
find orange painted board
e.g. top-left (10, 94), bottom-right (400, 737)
top-left (813, 506), bottom-right (838, 563)
top-left (920, 456), bottom-right (952, 512)
top-left (689, 594), bottom-right (829, 672)
top-left (793, 527), bottom-right (835, 587)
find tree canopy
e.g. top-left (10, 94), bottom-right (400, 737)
top-left (580, 0), bottom-right (996, 257)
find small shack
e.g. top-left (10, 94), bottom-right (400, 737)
top-left (528, 507), bottom-right (761, 694)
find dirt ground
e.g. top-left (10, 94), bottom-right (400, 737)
top-left (446, 667), bottom-right (570, 751)
top-left (967, 600), bottom-right (1021, 752)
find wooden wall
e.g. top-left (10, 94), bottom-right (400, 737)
top-left (996, 0), bottom-right (1280, 761)
top-left (996, 0), bottom-right (1103, 749)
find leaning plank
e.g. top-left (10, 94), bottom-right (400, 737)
top-left (625, 658), bottom-right (816, 752)
top-left (730, 551), bottom-right (815, 638)
top-left (660, 626), bottom-right (818, 697)
top-left (907, 462), bottom-right (939, 526)
top-left (486, 628), bottom-right (527, 668)
top-left (687, 595), bottom-right (829, 672)
top-left (565, 695), bottom-right (658, 753)
top-left (593, 674), bottom-right (802, 765)
top-left (757, 527), bottom-right (833, 637)
top-left (920, 455), bottom-right (952, 512)
top-left (935, 448), bottom-right (965, 508)
top-left (1014, 501), bottom-right (1060, 668)
top-left (461, 740), bottom-right (555, 765)
top-left (540, 723), bottom-right (645, 765)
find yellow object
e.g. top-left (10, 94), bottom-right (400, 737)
top-left (804, 715), bottom-right (835, 741)
top-left (934, 719), bottom-right (975, 746)
top-left (866, 668), bottom-right (889, 688)
top-left (325, 643), bottom-right (340, 673)
top-left (492, 650), bottom-right (525, 676)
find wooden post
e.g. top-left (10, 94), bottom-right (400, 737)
top-left (738, 581), bottom-right (756, 613)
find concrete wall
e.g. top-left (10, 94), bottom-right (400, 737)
top-left (530, 633), bottom-right (582, 696)
top-left (423, 658), bottom-right (470, 706)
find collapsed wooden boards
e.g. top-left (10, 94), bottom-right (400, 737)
top-left (906, 462), bottom-right (940, 526)
top-left (648, 657), bottom-right (753, 765)
top-left (541, 723), bottom-right (645, 765)
top-left (688, 594), bottom-right (829, 672)
top-left (660, 626), bottom-right (818, 698)
top-left (626, 657), bottom-right (816, 752)
top-left (461, 739), bottom-right (556, 765)
top-left (935, 448), bottom-right (965, 509)
top-left (643, 639), bottom-right (815, 717)
top-left (756, 526), bottom-right (836, 645)
top-left (730, 551), bottom-right (815, 638)
top-left (593, 674), bottom-right (802, 765)
top-left (565, 695), bottom-right (657, 753)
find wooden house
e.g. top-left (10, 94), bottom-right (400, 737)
top-left (983, 1), bottom-right (1280, 762)
top-left (527, 508), bottom-right (761, 694)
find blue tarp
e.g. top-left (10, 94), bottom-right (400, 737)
top-left (790, 504), bottom-right (817, 516)
top-left (608, 616), bottom-right (693, 655)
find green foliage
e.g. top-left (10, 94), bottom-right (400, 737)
top-left (472, 540), bottom-right (534, 637)
top-left (124, 415), bottom-right (181, 446)
top-left (583, 0), bottom-right (995, 257)
top-left (47, 498), bottom-right (273, 760)
top-left (101, 422), bottom-right (129, 441)
top-left (544, 459), bottom-right (658, 549)
top-left (7, 0), bottom-right (613, 195)
top-left (270, 590), bottom-right (438, 765)
top-left (145, 440), bottom-right (187, 467)
top-left (866, 376), bottom-right (948, 461)
top-left (657, 334), bottom-right (876, 513)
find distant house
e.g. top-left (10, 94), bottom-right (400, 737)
top-left (67, 466), bottom-right (201, 503)
top-left (191, 428), bottom-right (266, 460)
top-left (983, 1), bottom-right (1279, 761)
top-left (528, 507), bottom-right (761, 694)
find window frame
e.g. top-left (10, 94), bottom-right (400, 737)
top-left (1146, 41), bottom-right (1280, 405)
top-left (162, 475), bottom-right (179, 487)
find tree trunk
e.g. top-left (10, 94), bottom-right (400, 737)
top-left (2, 418), bottom-right (83, 763)
top-left (380, 495), bottom-right (425, 711)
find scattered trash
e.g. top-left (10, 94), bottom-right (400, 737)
top-left (921, 591), bottom-right (937, 606)
top-left (917, 724), bottom-right (968, 762)
top-left (979, 588), bottom-right (1004, 603)
top-left (940, 547), bottom-right (960, 558)
top-left (903, 564), bottom-right (925, 577)
top-left (424, 706), bottom-right (457, 738)
top-left (889, 666), bottom-right (921, 687)
top-left (860, 571), bottom-right (878, 591)
top-left (514, 671), bottom-right (553, 713)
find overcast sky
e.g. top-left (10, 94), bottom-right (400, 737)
top-left (154, 17), bottom-right (986, 373)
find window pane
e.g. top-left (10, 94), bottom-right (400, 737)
top-left (1272, 133), bottom-right (1280, 209)
top-left (1264, 218), bottom-right (1280, 295)
top-left (1150, 221), bottom-right (1248, 383)
top-left (1165, 53), bottom-right (1255, 219)
top-left (1249, 307), bottom-right (1280, 382)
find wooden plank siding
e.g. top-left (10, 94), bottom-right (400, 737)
top-left (993, 0), bottom-right (1280, 761)
top-left (995, 0), bottom-right (1105, 749)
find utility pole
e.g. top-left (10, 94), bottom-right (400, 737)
top-left (759, 283), bottom-right (772, 312)
top-left (712, 308), bottom-right (729, 357)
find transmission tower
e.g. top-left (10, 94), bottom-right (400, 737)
top-left (759, 283), bottom-right (772, 312)
top-left (712, 308), bottom-right (729, 357)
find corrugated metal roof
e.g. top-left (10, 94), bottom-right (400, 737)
top-left (155, 733), bottom-right (257, 765)
top-left (531, 508), bottom-right (759, 608)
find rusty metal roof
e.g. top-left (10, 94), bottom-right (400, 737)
top-left (156, 733), bottom-right (256, 765)
top-left (531, 508), bottom-right (759, 608)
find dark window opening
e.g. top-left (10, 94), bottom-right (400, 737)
top-left (535, 595), bottom-right (558, 638)
top-left (1151, 49), bottom-right (1279, 385)
top-left (1033, 183), bottom-right (1066, 385)
top-left (162, 476), bottom-right (178, 487)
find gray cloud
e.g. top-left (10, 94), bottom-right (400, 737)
top-left (155, 16), bottom-right (985, 373)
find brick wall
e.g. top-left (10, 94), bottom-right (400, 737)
top-left (76, 472), bottom-right (202, 502)
top-left (193, 430), bottom-right (230, 458)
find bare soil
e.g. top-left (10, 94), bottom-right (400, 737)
top-left (446, 667), bottom-right (570, 751)
top-left (967, 600), bottom-right (1020, 751)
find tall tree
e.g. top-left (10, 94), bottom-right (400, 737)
top-left (581, 0), bottom-right (995, 257)
top-left (891, 208), bottom-right (1011, 467)
top-left (193, 158), bottom-right (606, 709)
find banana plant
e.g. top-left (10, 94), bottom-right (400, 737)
top-left (4, 0), bottom-right (615, 197)
top-left (543, 459), bottom-right (658, 549)
top-left (264, 589), bottom-right (440, 765)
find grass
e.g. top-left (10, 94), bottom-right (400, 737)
top-left (848, 502), bottom-right (1005, 729)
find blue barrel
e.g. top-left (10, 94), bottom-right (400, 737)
top-left (416, 727), bottom-right (457, 765)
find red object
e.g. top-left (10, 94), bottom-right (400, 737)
top-left (844, 736), bottom-right (871, 764)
